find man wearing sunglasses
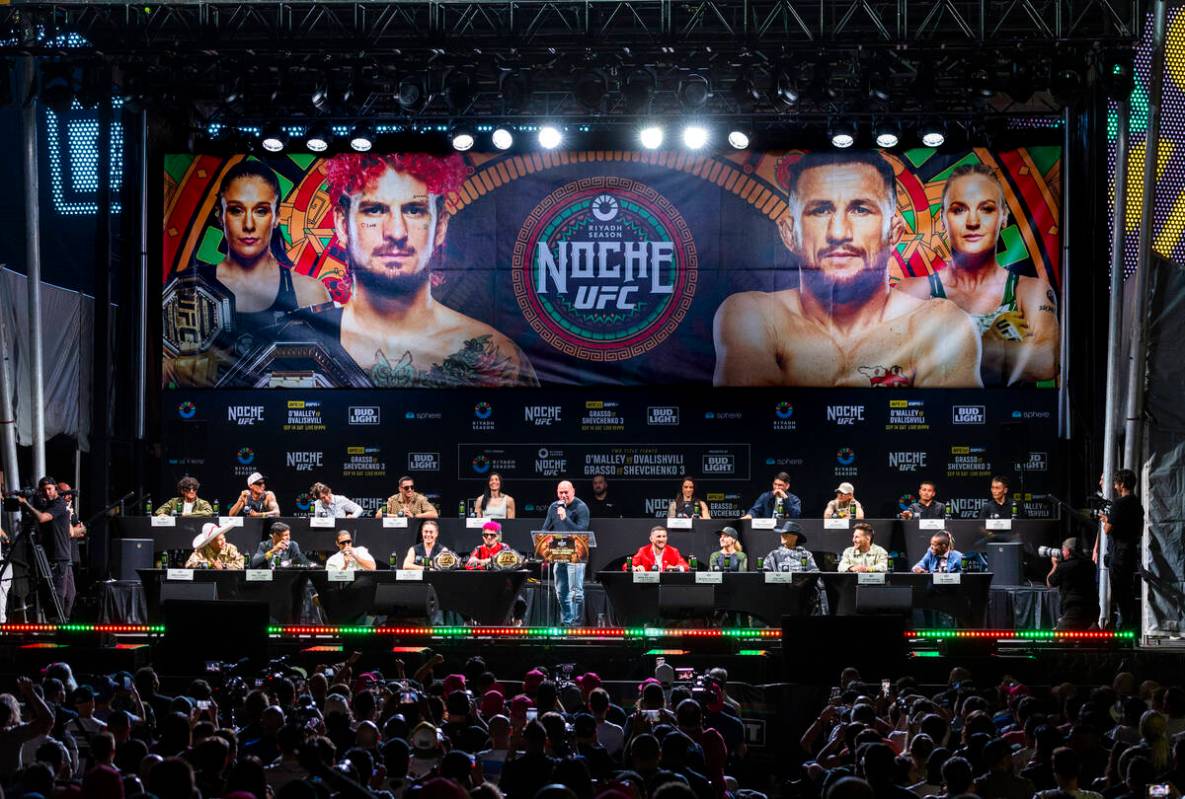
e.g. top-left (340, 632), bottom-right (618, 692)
top-left (378, 476), bottom-right (438, 518)
top-left (466, 520), bottom-right (509, 570)
top-left (325, 530), bottom-right (376, 571)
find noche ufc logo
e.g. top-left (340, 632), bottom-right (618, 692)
top-left (286, 451), bottom-right (324, 472)
top-left (524, 406), bottom-right (562, 426)
top-left (227, 405), bottom-right (264, 426)
top-left (512, 177), bottom-right (697, 361)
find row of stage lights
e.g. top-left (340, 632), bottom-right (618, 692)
top-left (252, 120), bottom-right (947, 154)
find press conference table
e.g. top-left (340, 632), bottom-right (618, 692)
top-left (137, 568), bottom-right (308, 623)
top-left (598, 571), bottom-right (992, 627)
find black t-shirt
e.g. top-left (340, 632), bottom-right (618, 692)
top-left (1047, 554), bottom-right (1099, 611)
top-left (32, 495), bottom-right (71, 563)
top-left (978, 499), bottom-right (1013, 519)
top-left (1108, 493), bottom-right (1143, 562)
top-left (586, 495), bottom-right (621, 518)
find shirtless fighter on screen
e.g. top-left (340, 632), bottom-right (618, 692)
top-left (325, 154), bottom-right (537, 387)
top-left (712, 151), bottom-right (981, 388)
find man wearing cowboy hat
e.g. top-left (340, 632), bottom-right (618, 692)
top-left (762, 521), bottom-right (828, 614)
top-left (228, 473), bottom-right (280, 518)
top-left (185, 522), bottom-right (245, 569)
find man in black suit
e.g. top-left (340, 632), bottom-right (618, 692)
top-left (249, 522), bottom-right (311, 568)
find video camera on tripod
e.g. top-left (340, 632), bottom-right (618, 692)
top-left (1, 488), bottom-right (35, 513)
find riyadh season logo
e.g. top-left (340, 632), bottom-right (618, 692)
top-left (295, 492), bottom-right (312, 512)
top-left (836, 448), bottom-right (856, 466)
top-left (898, 493), bottom-right (915, 511)
top-left (177, 401), bottom-right (197, 419)
top-left (512, 178), bottom-right (698, 362)
top-left (472, 454), bottom-right (492, 474)
top-left (773, 402), bottom-right (796, 430)
top-left (236, 447), bottom-right (256, 465)
top-left (474, 402), bottom-right (493, 420)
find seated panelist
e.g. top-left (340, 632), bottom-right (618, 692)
top-left (185, 522), bottom-right (245, 569)
top-left (709, 526), bottom-right (747, 572)
top-left (837, 522), bottom-right (887, 573)
top-left (466, 520), bottom-right (509, 570)
top-left (229, 472), bottom-right (280, 518)
top-left (823, 482), bottom-right (865, 520)
top-left (326, 530), bottom-right (376, 571)
top-left (249, 522), bottom-right (310, 569)
top-left (912, 531), bottom-right (964, 573)
top-left (625, 526), bottom-right (689, 572)
top-left (155, 477), bottom-right (214, 517)
top-left (404, 519), bottom-right (448, 569)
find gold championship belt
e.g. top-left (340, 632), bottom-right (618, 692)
top-left (491, 548), bottom-right (524, 570)
top-left (987, 310), bottom-right (1030, 343)
top-left (432, 549), bottom-right (462, 570)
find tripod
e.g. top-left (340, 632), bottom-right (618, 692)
top-left (0, 511), bottom-right (66, 624)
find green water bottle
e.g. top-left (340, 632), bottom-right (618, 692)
top-left (389, 552), bottom-right (398, 567)
top-left (1010, 498), bottom-right (1019, 518)
top-left (212, 498), bottom-right (221, 515)
top-left (689, 554), bottom-right (698, 571)
top-left (144, 497), bottom-right (153, 515)
top-left (458, 500), bottom-right (467, 518)
top-left (756, 556), bottom-right (765, 570)
top-left (626, 555), bottom-right (633, 570)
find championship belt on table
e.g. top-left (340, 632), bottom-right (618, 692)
top-left (491, 548), bottom-right (524, 570)
top-left (432, 549), bottom-right (461, 570)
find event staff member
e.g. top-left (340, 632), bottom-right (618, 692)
top-left (586, 474), bottom-right (620, 518)
top-left (1046, 537), bottom-right (1099, 630)
top-left (979, 475), bottom-right (1014, 519)
top-left (899, 481), bottom-right (946, 519)
top-left (667, 477), bottom-right (710, 520)
top-left (185, 522), bottom-right (245, 569)
top-left (56, 482), bottom-right (87, 574)
top-left (229, 473), bottom-right (280, 517)
top-left (15, 477), bottom-right (77, 617)
top-left (311, 482), bottom-right (363, 518)
top-left (380, 476), bottom-right (437, 518)
top-left (474, 472), bottom-right (515, 519)
top-left (627, 526), bottom-right (689, 572)
top-left (762, 521), bottom-right (828, 614)
top-left (466, 521), bottom-right (509, 570)
top-left (403, 519), bottom-right (447, 569)
top-left (153, 477), bottom-right (214, 517)
top-left (249, 522), bottom-right (310, 569)
top-left (837, 522), bottom-right (887, 573)
top-left (1098, 468), bottom-right (1143, 629)
top-left (542, 480), bottom-right (591, 626)
top-left (326, 530), bottom-right (376, 571)
top-left (742, 472), bottom-right (802, 520)
top-left (709, 527), bottom-right (747, 572)
top-left (823, 482), bottom-right (865, 520)
top-left (912, 531), bottom-right (963, 573)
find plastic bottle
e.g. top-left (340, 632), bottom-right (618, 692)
top-left (389, 552), bottom-right (398, 567)
top-left (887, 552), bottom-right (896, 571)
top-left (626, 555), bottom-right (633, 570)
top-left (144, 497), bottom-right (153, 515)
top-left (688, 554), bottom-right (698, 571)
top-left (213, 498), bottom-right (221, 515)
top-left (458, 500), bottom-right (467, 518)
top-left (756, 556), bottom-right (765, 570)
top-left (944, 501), bottom-right (953, 520)
top-left (1010, 499), bottom-right (1019, 518)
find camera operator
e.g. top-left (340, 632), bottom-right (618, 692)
top-left (14, 476), bottom-right (76, 618)
top-left (1045, 537), bottom-right (1098, 630)
top-left (0, 472), bottom-right (11, 623)
top-left (1094, 468), bottom-right (1143, 629)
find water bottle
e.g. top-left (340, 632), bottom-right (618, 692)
top-left (800, 554), bottom-right (808, 569)
top-left (652, 559), bottom-right (660, 572)
top-left (944, 501), bottom-right (953, 520)
top-left (458, 500), bottom-right (467, 518)
top-left (689, 554), bottom-right (698, 571)
top-left (172, 504), bottom-right (180, 517)
top-left (144, 497), bottom-right (153, 515)
top-left (887, 552), bottom-right (896, 572)
top-left (389, 552), bottom-right (398, 567)
top-left (1010, 499), bottom-right (1019, 518)
top-left (213, 498), bottom-right (220, 515)
top-left (626, 555), bottom-right (633, 570)
top-left (774, 497), bottom-right (784, 518)
top-left (756, 556), bottom-right (765, 570)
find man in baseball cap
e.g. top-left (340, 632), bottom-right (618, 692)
top-left (229, 472), bottom-right (280, 517)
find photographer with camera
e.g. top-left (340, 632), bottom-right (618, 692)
top-left (1045, 537), bottom-right (1098, 631)
top-left (1094, 468), bottom-right (1144, 630)
top-left (14, 477), bottom-right (76, 618)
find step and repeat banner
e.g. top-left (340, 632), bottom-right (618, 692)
top-left (160, 146), bottom-right (1062, 515)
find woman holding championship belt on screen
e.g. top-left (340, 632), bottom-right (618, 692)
top-left (896, 163), bottom-right (1059, 386)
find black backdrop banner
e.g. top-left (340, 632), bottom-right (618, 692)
top-left (162, 388), bottom-right (1058, 520)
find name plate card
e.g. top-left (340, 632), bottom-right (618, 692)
top-left (632, 571), bottom-right (660, 584)
top-left (396, 570), bottom-right (424, 581)
top-left (383, 516), bottom-right (409, 528)
top-left (466, 517), bottom-right (491, 528)
top-left (165, 569), bottom-right (193, 581)
top-left (824, 518), bottom-right (850, 529)
top-left (310, 517), bottom-right (335, 528)
top-left (666, 518), bottom-right (693, 530)
top-left (218, 516), bottom-right (244, 527)
top-left (750, 518), bottom-right (776, 530)
top-left (695, 571), bottom-right (723, 584)
top-left (150, 516), bottom-right (176, 527)
top-left (764, 572), bottom-right (793, 584)
top-left (327, 569), bottom-right (355, 582)
top-left (985, 518), bottom-right (1013, 531)
top-left (245, 569), bottom-right (273, 582)
top-left (858, 572), bottom-right (887, 584)
top-left (933, 572), bottom-right (962, 585)
top-left (919, 518), bottom-right (945, 530)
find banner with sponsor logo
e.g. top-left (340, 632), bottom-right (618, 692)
top-left (162, 145), bottom-right (1061, 390)
top-left (161, 388), bottom-right (1059, 521)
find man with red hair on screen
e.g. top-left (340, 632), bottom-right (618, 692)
top-left (322, 153), bottom-right (537, 387)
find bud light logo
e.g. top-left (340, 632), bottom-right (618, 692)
top-left (836, 448), bottom-right (856, 466)
top-left (512, 178), bottom-right (697, 361)
top-left (295, 492), bottom-right (312, 512)
top-left (472, 454), bottom-right (491, 474)
top-left (177, 401), bottom-right (197, 419)
top-left (474, 402), bottom-right (493, 420)
top-left (236, 447), bottom-right (255, 465)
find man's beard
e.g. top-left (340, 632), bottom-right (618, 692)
top-left (799, 252), bottom-right (888, 307)
top-left (350, 251), bottom-right (432, 297)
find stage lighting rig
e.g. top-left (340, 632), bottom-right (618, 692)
top-left (348, 124), bottom-right (374, 152)
top-left (575, 68), bottom-right (607, 110)
top-left (727, 130), bottom-right (750, 150)
top-left (682, 124), bottom-right (709, 150)
top-left (678, 74), bottom-right (711, 110)
top-left (499, 69), bottom-right (531, 112)
top-left (829, 120), bottom-right (856, 149)
top-left (443, 70), bottom-right (477, 113)
top-left (638, 124), bottom-right (664, 150)
top-left (451, 130), bottom-right (475, 151)
top-left (398, 74), bottom-right (430, 113)
top-left (920, 120), bottom-right (946, 147)
top-left (538, 125), bottom-right (563, 149)
top-left (623, 68), bottom-right (656, 113)
top-left (260, 124), bottom-right (288, 153)
top-left (874, 120), bottom-right (900, 148)
top-left (305, 123), bottom-right (331, 152)
top-left (491, 127), bottom-right (514, 150)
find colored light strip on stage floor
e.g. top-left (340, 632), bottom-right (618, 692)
top-left (269, 625), bottom-right (782, 640)
top-left (907, 629), bottom-right (1136, 640)
top-left (0, 624), bottom-right (164, 635)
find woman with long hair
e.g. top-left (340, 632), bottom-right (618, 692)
top-left (475, 472), bottom-right (516, 519)
top-left (667, 476), bottom-right (710, 519)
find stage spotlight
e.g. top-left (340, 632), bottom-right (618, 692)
top-left (829, 122), bottom-right (856, 149)
top-left (575, 69), bottom-right (607, 110)
top-left (727, 130), bottom-right (750, 150)
top-left (491, 127), bottom-right (514, 150)
top-left (305, 124), bottom-right (331, 153)
top-left (638, 125), bottom-right (664, 150)
top-left (260, 125), bottom-right (288, 153)
top-left (682, 125), bottom-right (709, 150)
top-left (920, 122), bottom-right (945, 147)
top-left (678, 74), bottom-right (711, 110)
top-left (397, 74), bottom-right (429, 112)
top-left (730, 74), bottom-right (761, 108)
top-left (451, 131), bottom-right (475, 151)
top-left (443, 70), bottom-right (476, 113)
top-left (874, 121), bottom-right (900, 148)
top-left (499, 70), bottom-right (531, 112)
top-left (311, 78), bottom-right (330, 111)
top-left (349, 124), bottom-right (374, 152)
top-left (538, 125), bottom-right (563, 149)
top-left (772, 67), bottom-right (800, 107)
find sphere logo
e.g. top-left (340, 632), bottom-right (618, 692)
top-left (471, 454), bottom-right (491, 474)
top-left (177, 401), bottom-right (197, 419)
top-left (236, 447), bottom-right (255, 465)
top-left (836, 448), bottom-right (856, 466)
top-left (512, 177), bottom-right (697, 361)
top-left (774, 402), bottom-right (794, 420)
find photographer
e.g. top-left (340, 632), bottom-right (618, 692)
top-left (1046, 537), bottom-right (1098, 631)
top-left (1096, 468), bottom-right (1144, 630)
top-left (14, 477), bottom-right (76, 618)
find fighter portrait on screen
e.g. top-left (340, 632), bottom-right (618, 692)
top-left (712, 151), bottom-right (982, 388)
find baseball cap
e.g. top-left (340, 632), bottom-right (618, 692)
top-left (834, 482), bottom-right (855, 494)
top-left (523, 668), bottom-right (546, 692)
top-left (410, 721), bottom-right (443, 752)
top-left (717, 526), bottom-right (739, 540)
top-left (247, 472), bottom-right (266, 486)
top-left (576, 672), bottom-right (602, 691)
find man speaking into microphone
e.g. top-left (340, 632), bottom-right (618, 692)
top-left (542, 480), bottom-right (590, 626)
